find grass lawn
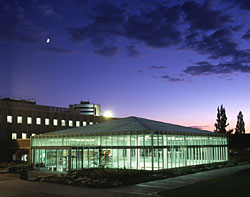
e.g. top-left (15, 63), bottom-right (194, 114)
top-left (158, 168), bottom-right (250, 197)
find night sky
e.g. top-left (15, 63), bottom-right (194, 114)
top-left (1, 0), bottom-right (250, 132)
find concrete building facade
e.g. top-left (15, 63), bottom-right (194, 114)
top-left (0, 98), bottom-right (108, 161)
top-left (70, 101), bottom-right (101, 116)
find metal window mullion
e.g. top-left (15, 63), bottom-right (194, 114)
top-left (151, 131), bottom-right (154, 171)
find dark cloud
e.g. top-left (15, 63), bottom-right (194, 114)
top-left (242, 30), bottom-right (250, 39)
top-left (179, 1), bottom-right (250, 77)
top-left (185, 28), bottom-right (249, 60)
top-left (94, 46), bottom-right (119, 57)
top-left (137, 67), bottom-right (183, 82)
top-left (68, 3), bottom-right (182, 53)
top-left (238, 0), bottom-right (250, 10)
top-left (183, 26), bottom-right (250, 76)
top-left (77, 0), bottom-right (88, 5)
top-left (41, 47), bottom-right (71, 53)
top-left (191, 125), bottom-right (210, 130)
top-left (181, 1), bottom-right (232, 31)
top-left (137, 70), bottom-right (145, 76)
top-left (124, 5), bottom-right (182, 48)
top-left (126, 45), bottom-right (140, 57)
top-left (67, 0), bottom-right (250, 77)
top-left (150, 66), bottom-right (167, 69)
top-left (67, 0), bottom-right (236, 59)
top-left (184, 61), bottom-right (250, 76)
top-left (232, 24), bottom-right (243, 32)
top-left (38, 4), bottom-right (62, 21)
top-left (0, 0), bottom-right (46, 43)
top-left (68, 3), bottom-right (125, 46)
top-left (161, 74), bottom-right (183, 82)
top-left (225, 0), bottom-right (250, 10)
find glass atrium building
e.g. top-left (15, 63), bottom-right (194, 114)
top-left (31, 117), bottom-right (228, 172)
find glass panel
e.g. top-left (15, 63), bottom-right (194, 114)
top-left (144, 148), bottom-right (152, 170)
top-left (124, 134), bottom-right (130, 146)
top-left (131, 148), bottom-right (137, 169)
top-left (139, 148), bottom-right (144, 170)
top-left (145, 134), bottom-right (151, 146)
top-left (131, 135), bottom-right (136, 146)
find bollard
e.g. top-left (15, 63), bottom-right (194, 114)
top-left (20, 168), bottom-right (28, 180)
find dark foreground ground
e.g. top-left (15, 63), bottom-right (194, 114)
top-left (1, 164), bottom-right (250, 197)
top-left (158, 168), bottom-right (250, 197)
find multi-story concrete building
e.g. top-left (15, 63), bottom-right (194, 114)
top-left (70, 101), bottom-right (101, 116)
top-left (0, 98), bottom-right (109, 162)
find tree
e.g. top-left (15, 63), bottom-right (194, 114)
top-left (214, 105), bottom-right (229, 134)
top-left (235, 111), bottom-right (245, 135)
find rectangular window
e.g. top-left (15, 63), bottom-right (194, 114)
top-left (83, 121), bottom-right (87, 126)
top-left (17, 116), bottom-right (22, 124)
top-left (53, 119), bottom-right (58, 126)
top-left (61, 120), bottom-right (66, 126)
top-left (12, 133), bottom-right (17, 140)
top-left (89, 121), bottom-right (93, 125)
top-left (36, 117), bottom-right (41, 125)
top-left (7, 115), bottom-right (12, 123)
top-left (27, 117), bottom-right (32, 124)
top-left (45, 118), bottom-right (50, 125)
top-left (69, 120), bottom-right (73, 127)
top-left (22, 133), bottom-right (27, 139)
top-left (76, 121), bottom-right (80, 127)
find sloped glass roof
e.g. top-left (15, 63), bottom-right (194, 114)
top-left (38, 116), bottom-right (223, 136)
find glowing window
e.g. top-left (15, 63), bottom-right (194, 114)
top-left (76, 121), bottom-right (80, 127)
top-left (61, 120), bottom-right (66, 126)
top-left (7, 115), bottom-right (12, 123)
top-left (17, 116), bottom-right (22, 124)
top-left (36, 118), bottom-right (41, 125)
top-left (31, 133), bottom-right (36, 137)
top-left (83, 121), bottom-right (87, 126)
top-left (21, 154), bottom-right (27, 161)
top-left (53, 119), bottom-right (58, 126)
top-left (12, 133), bottom-right (17, 140)
top-left (89, 122), bottom-right (93, 125)
top-left (45, 118), bottom-right (50, 126)
top-left (69, 120), bottom-right (73, 127)
top-left (27, 117), bottom-right (32, 124)
top-left (22, 133), bottom-right (27, 139)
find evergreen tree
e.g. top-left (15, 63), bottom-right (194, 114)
top-left (214, 105), bottom-right (229, 134)
top-left (235, 111), bottom-right (245, 135)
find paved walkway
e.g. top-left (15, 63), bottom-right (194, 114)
top-left (109, 164), bottom-right (250, 196)
top-left (0, 164), bottom-right (250, 197)
top-left (0, 173), bottom-right (137, 197)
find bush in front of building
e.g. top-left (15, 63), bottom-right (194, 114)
top-left (33, 162), bottom-right (233, 188)
top-left (7, 162), bottom-right (33, 173)
top-left (31, 152), bottom-right (250, 188)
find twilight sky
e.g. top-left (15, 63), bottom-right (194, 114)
top-left (1, 0), bottom-right (250, 132)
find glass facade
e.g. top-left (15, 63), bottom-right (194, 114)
top-left (31, 131), bottom-right (228, 172)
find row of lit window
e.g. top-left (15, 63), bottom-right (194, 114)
top-left (6, 115), bottom-right (94, 127)
top-left (11, 133), bottom-right (36, 140)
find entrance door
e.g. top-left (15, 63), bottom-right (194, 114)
top-left (56, 149), bottom-right (68, 172)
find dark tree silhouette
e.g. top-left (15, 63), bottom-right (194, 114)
top-left (235, 111), bottom-right (245, 135)
top-left (214, 105), bottom-right (229, 134)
